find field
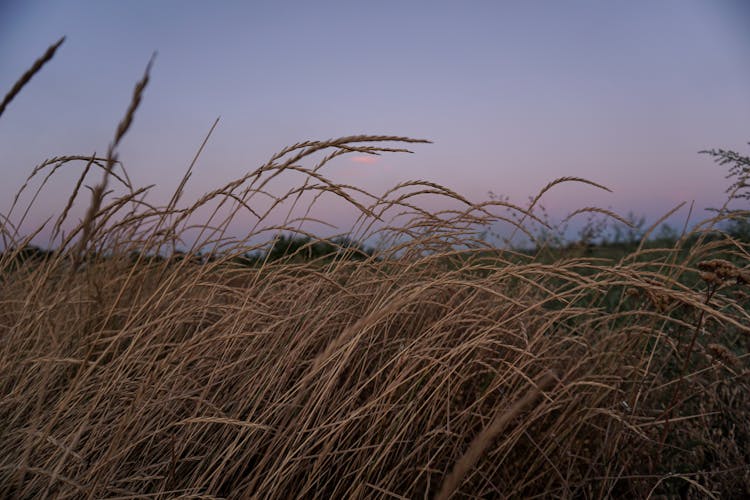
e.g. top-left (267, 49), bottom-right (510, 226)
top-left (1, 40), bottom-right (749, 499)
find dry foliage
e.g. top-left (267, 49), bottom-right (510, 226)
top-left (1, 39), bottom-right (749, 500)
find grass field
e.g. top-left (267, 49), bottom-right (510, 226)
top-left (1, 39), bottom-right (748, 499)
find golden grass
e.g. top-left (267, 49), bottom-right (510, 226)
top-left (0, 39), bottom-right (748, 499)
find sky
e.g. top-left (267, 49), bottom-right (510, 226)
top-left (1, 1), bottom-right (749, 245)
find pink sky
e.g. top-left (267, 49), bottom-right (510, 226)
top-left (1, 1), bottom-right (749, 247)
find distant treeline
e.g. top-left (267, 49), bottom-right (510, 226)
top-left (233, 235), bottom-right (373, 266)
top-left (3, 218), bottom-right (750, 272)
top-left (0, 234), bottom-right (374, 272)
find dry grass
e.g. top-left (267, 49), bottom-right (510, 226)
top-left (1, 40), bottom-right (749, 499)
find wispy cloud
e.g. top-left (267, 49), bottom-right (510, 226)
top-left (350, 155), bottom-right (378, 165)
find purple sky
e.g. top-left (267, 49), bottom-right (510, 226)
top-left (1, 1), bottom-right (749, 244)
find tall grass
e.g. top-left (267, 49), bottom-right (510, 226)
top-left (1, 40), bottom-right (748, 499)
